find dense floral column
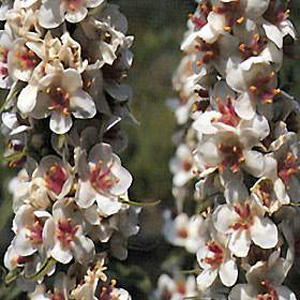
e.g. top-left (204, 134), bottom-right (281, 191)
top-left (154, 0), bottom-right (300, 299)
top-left (0, 0), bottom-right (139, 298)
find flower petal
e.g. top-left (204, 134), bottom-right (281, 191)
top-left (251, 216), bottom-right (278, 249)
top-left (196, 268), bottom-right (218, 291)
top-left (219, 258), bottom-right (238, 287)
top-left (70, 90), bottom-right (96, 119)
top-left (229, 229), bottom-right (251, 257)
top-left (17, 85), bottom-right (38, 115)
top-left (49, 111), bottom-right (73, 134)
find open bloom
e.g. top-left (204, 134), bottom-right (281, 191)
top-left (76, 143), bottom-right (132, 214)
top-left (154, 274), bottom-right (197, 300)
top-left (197, 237), bottom-right (238, 290)
top-left (32, 155), bottom-right (73, 201)
top-left (17, 67), bottom-right (96, 134)
top-left (213, 201), bottom-right (278, 257)
top-left (43, 200), bottom-right (95, 264)
top-left (195, 112), bottom-right (270, 179)
top-left (163, 212), bottom-right (205, 253)
top-left (10, 205), bottom-right (51, 257)
top-left (266, 132), bottom-right (300, 202)
top-left (229, 251), bottom-right (295, 300)
top-left (170, 143), bottom-right (195, 187)
top-left (38, 0), bottom-right (105, 29)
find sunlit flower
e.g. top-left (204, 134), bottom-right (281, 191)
top-left (17, 67), bottom-right (96, 134)
top-left (76, 143), bottom-right (132, 213)
top-left (43, 200), bottom-right (95, 264)
top-left (38, 0), bottom-right (105, 29)
top-left (213, 201), bottom-right (278, 257)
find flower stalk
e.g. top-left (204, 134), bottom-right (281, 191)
top-left (0, 0), bottom-right (138, 298)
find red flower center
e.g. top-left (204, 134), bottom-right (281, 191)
top-left (204, 241), bottom-right (224, 267)
top-left (15, 46), bottom-right (38, 70)
top-left (44, 163), bottom-right (68, 195)
top-left (28, 218), bottom-right (44, 245)
top-left (239, 34), bottom-right (267, 60)
top-left (231, 203), bottom-right (253, 230)
top-left (89, 161), bottom-right (119, 194)
top-left (216, 97), bottom-right (240, 127)
top-left (257, 179), bottom-right (273, 208)
top-left (219, 142), bottom-right (244, 173)
top-left (56, 218), bottom-right (78, 247)
top-left (248, 72), bottom-right (280, 104)
top-left (257, 280), bottom-right (279, 300)
top-left (278, 152), bottom-right (299, 185)
top-left (63, 0), bottom-right (85, 11)
top-left (47, 86), bottom-right (70, 116)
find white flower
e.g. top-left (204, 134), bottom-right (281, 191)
top-left (17, 67), bottom-right (96, 134)
top-left (229, 251), bottom-right (295, 300)
top-left (76, 143), bottom-right (132, 213)
top-left (7, 38), bottom-right (40, 82)
top-left (71, 258), bottom-right (107, 300)
top-left (11, 204), bottom-right (51, 257)
top-left (213, 201), bottom-right (278, 257)
top-left (109, 205), bottom-right (141, 260)
top-left (226, 58), bottom-right (279, 119)
top-left (32, 155), bottom-right (73, 201)
top-left (43, 200), bottom-right (95, 264)
top-left (9, 169), bottom-right (52, 212)
top-left (75, 13), bottom-right (127, 66)
top-left (0, 0), bottom-right (13, 20)
top-left (155, 274), bottom-right (197, 300)
top-left (170, 144), bottom-right (195, 187)
top-left (195, 112), bottom-right (270, 178)
top-left (6, 6), bottom-right (41, 40)
top-left (266, 132), bottom-right (300, 203)
top-left (262, 3), bottom-right (296, 49)
top-left (38, 0), bottom-right (105, 29)
top-left (0, 25), bottom-right (14, 88)
top-left (197, 238), bottom-right (238, 290)
top-left (251, 176), bottom-right (289, 215)
top-left (163, 211), bottom-right (205, 253)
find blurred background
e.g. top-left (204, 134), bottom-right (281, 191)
top-left (1, 0), bottom-right (300, 298)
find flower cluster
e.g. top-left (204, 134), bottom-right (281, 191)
top-left (161, 0), bottom-right (300, 298)
top-left (1, 0), bottom-right (138, 298)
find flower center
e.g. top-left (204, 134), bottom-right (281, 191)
top-left (44, 163), bottom-right (68, 195)
top-left (196, 41), bottom-right (219, 67)
top-left (89, 161), bottom-right (120, 194)
top-left (177, 227), bottom-right (188, 239)
top-left (176, 280), bottom-right (186, 295)
top-left (50, 292), bottom-right (65, 300)
top-left (0, 64), bottom-right (8, 77)
top-left (256, 179), bottom-right (273, 208)
top-left (278, 152), bottom-right (299, 185)
top-left (231, 203), bottom-right (253, 230)
top-left (212, 2), bottom-right (244, 31)
top-left (204, 241), bottom-right (224, 267)
top-left (257, 280), bottom-right (279, 300)
top-left (14, 46), bottom-right (38, 70)
top-left (27, 218), bottom-right (44, 245)
top-left (182, 159), bottom-right (192, 172)
top-left (47, 86), bottom-right (70, 116)
top-left (239, 34), bottom-right (268, 60)
top-left (218, 142), bottom-right (244, 173)
top-left (99, 280), bottom-right (118, 300)
top-left (248, 72), bottom-right (280, 104)
top-left (56, 218), bottom-right (78, 247)
top-left (215, 97), bottom-right (240, 127)
top-left (63, 0), bottom-right (85, 11)
top-left (0, 47), bottom-right (9, 63)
